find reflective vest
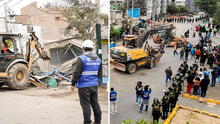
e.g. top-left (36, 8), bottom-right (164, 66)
top-left (153, 104), bottom-right (160, 111)
top-left (76, 55), bottom-right (101, 88)
top-left (1, 47), bottom-right (9, 54)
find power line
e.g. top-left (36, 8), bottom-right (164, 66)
top-left (0, 0), bottom-right (14, 8)
top-left (9, 0), bottom-right (24, 10)
top-left (0, 0), bottom-right (24, 15)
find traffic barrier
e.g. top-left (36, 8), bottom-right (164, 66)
top-left (182, 93), bottom-right (220, 104)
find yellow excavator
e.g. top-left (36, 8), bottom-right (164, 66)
top-left (110, 24), bottom-right (175, 74)
top-left (0, 32), bottom-right (50, 89)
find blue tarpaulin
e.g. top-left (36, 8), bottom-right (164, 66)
top-left (128, 8), bottom-right (140, 18)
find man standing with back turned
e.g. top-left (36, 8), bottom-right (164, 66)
top-left (71, 39), bottom-right (102, 124)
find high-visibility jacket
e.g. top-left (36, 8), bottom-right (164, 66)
top-left (1, 47), bottom-right (9, 54)
top-left (76, 55), bottom-right (101, 88)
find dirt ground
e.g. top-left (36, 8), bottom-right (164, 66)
top-left (171, 109), bottom-right (220, 124)
top-left (0, 85), bottom-right (108, 124)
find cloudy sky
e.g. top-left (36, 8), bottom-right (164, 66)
top-left (0, 0), bottom-right (109, 17)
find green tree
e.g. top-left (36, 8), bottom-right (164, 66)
top-left (61, 0), bottom-right (98, 40)
top-left (167, 3), bottom-right (178, 14)
top-left (194, 0), bottom-right (218, 16)
top-left (110, 25), bottom-right (122, 40)
top-left (213, 2), bottom-right (220, 24)
top-left (178, 5), bottom-right (189, 13)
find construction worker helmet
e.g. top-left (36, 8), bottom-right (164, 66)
top-left (82, 39), bottom-right (94, 49)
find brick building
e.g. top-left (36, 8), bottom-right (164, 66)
top-left (15, 2), bottom-right (68, 42)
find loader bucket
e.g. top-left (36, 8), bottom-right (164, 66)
top-left (110, 60), bottom-right (126, 72)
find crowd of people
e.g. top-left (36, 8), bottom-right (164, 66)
top-left (164, 16), bottom-right (211, 24)
top-left (133, 77), bottom-right (182, 123)
top-left (172, 18), bottom-right (220, 98)
top-left (110, 15), bottom-right (220, 124)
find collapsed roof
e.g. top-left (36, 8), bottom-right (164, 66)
top-left (32, 38), bottom-right (83, 75)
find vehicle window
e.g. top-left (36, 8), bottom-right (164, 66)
top-left (0, 36), bottom-right (15, 54)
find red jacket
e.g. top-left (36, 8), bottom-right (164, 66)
top-left (196, 49), bottom-right (201, 55)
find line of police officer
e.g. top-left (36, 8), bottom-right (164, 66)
top-left (151, 61), bottom-right (193, 123)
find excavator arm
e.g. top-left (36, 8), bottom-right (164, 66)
top-left (139, 24), bottom-right (175, 50)
top-left (27, 32), bottom-right (50, 71)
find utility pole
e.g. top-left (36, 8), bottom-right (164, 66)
top-left (4, 1), bottom-right (9, 32)
top-left (95, 0), bottom-right (102, 85)
top-left (130, 0), bottom-right (134, 35)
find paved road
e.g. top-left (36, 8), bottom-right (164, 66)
top-left (110, 22), bottom-right (220, 124)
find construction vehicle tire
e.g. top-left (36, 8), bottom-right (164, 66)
top-left (126, 63), bottom-right (137, 74)
top-left (0, 81), bottom-right (4, 87)
top-left (146, 58), bottom-right (154, 69)
top-left (7, 63), bottom-right (29, 90)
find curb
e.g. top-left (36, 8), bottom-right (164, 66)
top-left (164, 105), bottom-right (220, 124)
top-left (182, 93), bottom-right (220, 104)
top-left (163, 105), bottom-right (179, 124)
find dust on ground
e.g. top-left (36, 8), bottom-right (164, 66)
top-left (0, 85), bottom-right (108, 103)
top-left (171, 109), bottom-right (220, 124)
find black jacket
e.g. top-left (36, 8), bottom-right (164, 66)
top-left (135, 86), bottom-right (143, 95)
top-left (200, 78), bottom-right (210, 90)
top-left (187, 75), bottom-right (194, 84)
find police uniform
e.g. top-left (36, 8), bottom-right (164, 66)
top-left (168, 88), bottom-right (176, 112)
top-left (72, 52), bottom-right (102, 124)
top-left (152, 100), bottom-right (162, 123)
top-left (162, 93), bottom-right (170, 119)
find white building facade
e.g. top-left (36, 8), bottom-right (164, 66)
top-left (146, 0), bottom-right (153, 19)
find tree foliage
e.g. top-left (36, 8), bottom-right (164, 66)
top-left (167, 3), bottom-right (178, 14)
top-left (61, 0), bottom-right (98, 40)
top-left (178, 5), bottom-right (189, 13)
top-left (213, 2), bottom-right (220, 24)
top-left (194, 0), bottom-right (218, 16)
top-left (110, 26), bottom-right (122, 39)
top-left (167, 3), bottom-right (189, 14)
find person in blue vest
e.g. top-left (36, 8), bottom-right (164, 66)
top-left (110, 87), bottom-right (117, 115)
top-left (139, 85), bottom-right (152, 112)
top-left (71, 39), bottom-right (102, 124)
top-left (191, 47), bottom-right (196, 60)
